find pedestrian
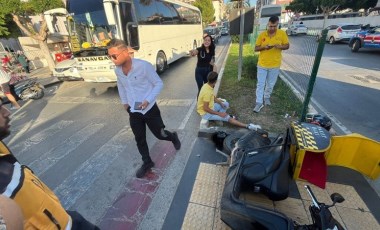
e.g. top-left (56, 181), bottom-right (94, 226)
top-left (189, 34), bottom-right (216, 94)
top-left (0, 68), bottom-right (21, 110)
top-left (107, 39), bottom-right (181, 178)
top-left (16, 51), bottom-right (30, 73)
top-left (253, 15), bottom-right (289, 113)
top-left (0, 104), bottom-right (100, 229)
top-left (197, 71), bottom-right (262, 130)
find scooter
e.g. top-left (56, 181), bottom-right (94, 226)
top-left (220, 128), bottom-right (345, 230)
top-left (10, 76), bottom-right (45, 101)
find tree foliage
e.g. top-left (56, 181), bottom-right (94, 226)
top-left (0, 0), bottom-right (64, 70)
top-left (286, 0), bottom-right (377, 14)
top-left (193, 0), bottom-right (215, 26)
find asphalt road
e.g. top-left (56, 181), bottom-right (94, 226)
top-left (281, 35), bottom-right (380, 142)
top-left (4, 36), bottom-right (231, 229)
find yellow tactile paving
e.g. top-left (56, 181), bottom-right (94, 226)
top-left (336, 206), bottom-right (380, 230)
top-left (195, 163), bottom-right (223, 184)
top-left (189, 179), bottom-right (219, 207)
top-left (326, 183), bottom-right (370, 211)
top-left (182, 203), bottom-right (215, 230)
top-left (296, 181), bottom-right (332, 204)
top-left (275, 197), bottom-right (310, 225)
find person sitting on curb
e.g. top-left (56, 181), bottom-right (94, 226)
top-left (197, 71), bottom-right (261, 130)
top-left (0, 68), bottom-right (21, 110)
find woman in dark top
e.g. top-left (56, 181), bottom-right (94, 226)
top-left (190, 34), bottom-right (216, 93)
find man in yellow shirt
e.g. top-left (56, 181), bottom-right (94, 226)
top-left (197, 71), bottom-right (261, 130)
top-left (254, 16), bottom-right (289, 113)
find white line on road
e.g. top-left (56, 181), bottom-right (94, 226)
top-left (179, 99), bottom-right (196, 130)
top-left (54, 127), bottom-right (134, 209)
top-left (29, 123), bottom-right (105, 176)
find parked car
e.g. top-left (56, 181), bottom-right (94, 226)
top-left (221, 27), bottom-right (229, 36)
top-left (317, 23), bottom-right (361, 44)
top-left (53, 59), bottom-right (83, 81)
top-left (204, 26), bottom-right (221, 43)
top-left (349, 26), bottom-right (380, 52)
top-left (286, 24), bottom-right (308, 36)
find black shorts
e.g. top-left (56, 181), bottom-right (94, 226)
top-left (0, 82), bottom-right (10, 94)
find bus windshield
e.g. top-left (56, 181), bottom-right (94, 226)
top-left (67, 0), bottom-right (117, 55)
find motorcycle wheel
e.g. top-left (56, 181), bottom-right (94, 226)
top-left (223, 132), bottom-right (246, 154)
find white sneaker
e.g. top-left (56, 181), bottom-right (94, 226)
top-left (247, 123), bottom-right (262, 131)
top-left (253, 103), bottom-right (264, 113)
top-left (264, 98), bottom-right (271, 106)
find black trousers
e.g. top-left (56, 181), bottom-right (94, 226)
top-left (67, 211), bottom-right (100, 230)
top-left (129, 103), bottom-right (175, 164)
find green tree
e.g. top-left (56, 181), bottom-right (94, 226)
top-left (193, 0), bottom-right (215, 26)
top-left (0, 0), bottom-right (64, 71)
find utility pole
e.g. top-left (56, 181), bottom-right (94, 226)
top-left (237, 0), bottom-right (245, 81)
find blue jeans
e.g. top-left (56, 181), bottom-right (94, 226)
top-left (256, 66), bottom-right (280, 104)
top-left (202, 101), bottom-right (231, 122)
top-left (195, 66), bottom-right (212, 92)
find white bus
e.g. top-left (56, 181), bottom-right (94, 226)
top-left (45, 0), bottom-right (203, 82)
top-left (258, 4), bottom-right (282, 32)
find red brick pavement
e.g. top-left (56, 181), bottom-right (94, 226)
top-left (99, 140), bottom-right (177, 229)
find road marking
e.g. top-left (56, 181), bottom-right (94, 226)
top-left (11, 120), bottom-right (74, 157)
top-left (49, 97), bottom-right (193, 106)
top-left (8, 118), bottom-right (48, 146)
top-left (280, 70), bottom-right (352, 135)
top-left (54, 127), bottom-right (134, 209)
top-left (29, 123), bottom-right (105, 176)
top-left (179, 99), bottom-right (196, 130)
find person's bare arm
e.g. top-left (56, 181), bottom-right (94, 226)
top-left (255, 45), bottom-right (274, 51)
top-left (274, 44), bottom-right (289, 50)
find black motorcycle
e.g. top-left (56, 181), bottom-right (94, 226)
top-left (220, 129), bottom-right (345, 230)
top-left (10, 76), bottom-right (45, 101)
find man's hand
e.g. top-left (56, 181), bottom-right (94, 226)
top-left (140, 100), bottom-right (149, 110)
top-left (123, 104), bottom-right (130, 111)
top-left (219, 112), bottom-right (228, 118)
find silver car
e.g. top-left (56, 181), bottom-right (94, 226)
top-left (318, 23), bottom-right (361, 44)
top-left (286, 24), bottom-right (308, 36)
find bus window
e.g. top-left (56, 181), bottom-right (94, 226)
top-left (155, 1), bottom-right (174, 24)
top-left (134, 0), bottom-right (160, 25)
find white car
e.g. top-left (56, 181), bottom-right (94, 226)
top-left (53, 59), bottom-right (82, 81)
top-left (286, 24), bottom-right (308, 36)
top-left (317, 23), bottom-right (361, 44)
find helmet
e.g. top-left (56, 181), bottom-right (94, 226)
top-left (306, 114), bottom-right (332, 131)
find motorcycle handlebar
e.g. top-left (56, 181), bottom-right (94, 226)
top-left (305, 185), bottom-right (320, 210)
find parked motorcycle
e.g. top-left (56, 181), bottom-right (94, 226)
top-left (9, 76), bottom-right (45, 101)
top-left (220, 128), bottom-right (345, 230)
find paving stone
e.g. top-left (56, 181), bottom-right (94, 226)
top-left (336, 206), bottom-right (380, 230)
top-left (182, 203), bottom-right (215, 230)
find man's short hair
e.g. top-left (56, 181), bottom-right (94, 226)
top-left (107, 39), bottom-right (136, 53)
top-left (269, 16), bottom-right (279, 24)
top-left (207, 71), bottom-right (218, 84)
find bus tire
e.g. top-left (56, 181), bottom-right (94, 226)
top-left (351, 40), bottom-right (360, 52)
top-left (156, 51), bottom-right (167, 74)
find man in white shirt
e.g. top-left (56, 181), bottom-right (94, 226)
top-left (107, 39), bottom-right (181, 178)
top-left (0, 69), bottom-right (21, 110)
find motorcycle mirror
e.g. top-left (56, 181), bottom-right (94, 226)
top-left (330, 193), bottom-right (345, 204)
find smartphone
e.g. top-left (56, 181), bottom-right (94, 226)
top-left (134, 102), bottom-right (142, 110)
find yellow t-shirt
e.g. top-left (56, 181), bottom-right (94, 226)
top-left (197, 83), bottom-right (214, 116)
top-left (255, 29), bottom-right (289, 68)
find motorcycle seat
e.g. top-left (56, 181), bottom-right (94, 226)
top-left (241, 145), bottom-right (283, 183)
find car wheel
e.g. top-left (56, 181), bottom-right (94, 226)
top-left (351, 40), bottom-right (360, 52)
top-left (316, 35), bottom-right (320, 42)
top-left (156, 51), bottom-right (167, 74)
top-left (329, 36), bottom-right (335, 44)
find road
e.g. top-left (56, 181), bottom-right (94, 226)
top-left (281, 35), bottom-right (380, 142)
top-left (4, 36), bottom-right (231, 229)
